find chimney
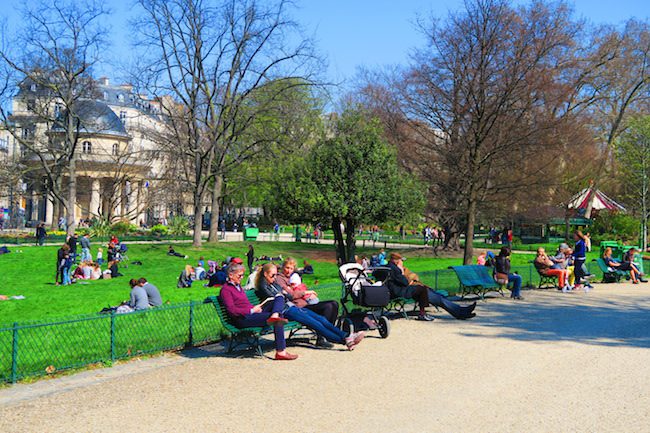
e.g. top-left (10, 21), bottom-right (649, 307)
top-left (98, 77), bottom-right (109, 86)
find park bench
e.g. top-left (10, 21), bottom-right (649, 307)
top-left (206, 292), bottom-right (304, 357)
top-left (449, 265), bottom-right (504, 299)
top-left (593, 258), bottom-right (628, 283)
top-left (528, 261), bottom-right (559, 289)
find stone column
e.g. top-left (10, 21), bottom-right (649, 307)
top-left (31, 190), bottom-right (39, 222)
top-left (45, 194), bottom-right (54, 225)
top-left (113, 181), bottom-right (123, 219)
top-left (89, 179), bottom-right (101, 217)
top-left (126, 181), bottom-right (139, 222)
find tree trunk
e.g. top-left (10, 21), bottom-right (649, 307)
top-left (192, 195), bottom-right (203, 247)
top-left (50, 195), bottom-right (60, 231)
top-left (345, 218), bottom-right (357, 264)
top-left (208, 174), bottom-right (224, 242)
top-left (463, 198), bottom-right (477, 265)
top-left (332, 217), bottom-right (346, 265)
top-left (66, 159), bottom-right (77, 236)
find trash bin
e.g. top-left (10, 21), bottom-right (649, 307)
top-left (599, 241), bottom-right (621, 260)
top-left (243, 227), bottom-right (259, 241)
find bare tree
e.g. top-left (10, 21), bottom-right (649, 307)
top-left (581, 20), bottom-right (650, 218)
top-left (0, 0), bottom-right (108, 235)
top-left (133, 0), bottom-right (317, 246)
top-left (397, 0), bottom-right (593, 263)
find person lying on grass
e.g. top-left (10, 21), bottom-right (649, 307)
top-left (256, 263), bottom-right (365, 351)
top-left (219, 263), bottom-right (298, 361)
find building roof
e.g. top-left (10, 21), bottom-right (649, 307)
top-left (51, 99), bottom-right (129, 138)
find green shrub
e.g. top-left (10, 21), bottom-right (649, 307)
top-left (90, 218), bottom-right (111, 237)
top-left (111, 220), bottom-right (137, 235)
top-left (168, 216), bottom-right (189, 236)
top-left (150, 224), bottom-right (168, 236)
top-left (590, 212), bottom-right (639, 244)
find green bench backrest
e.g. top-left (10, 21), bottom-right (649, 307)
top-left (451, 265), bottom-right (498, 288)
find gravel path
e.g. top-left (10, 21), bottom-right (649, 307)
top-left (2, 283), bottom-right (650, 433)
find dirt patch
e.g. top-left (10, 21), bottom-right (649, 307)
top-left (291, 249), bottom-right (338, 263)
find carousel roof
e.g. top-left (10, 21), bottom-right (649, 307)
top-left (568, 187), bottom-right (626, 212)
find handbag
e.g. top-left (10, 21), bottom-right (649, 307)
top-left (495, 272), bottom-right (509, 285)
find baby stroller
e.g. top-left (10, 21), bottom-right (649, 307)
top-left (338, 263), bottom-right (391, 338)
top-left (115, 243), bottom-right (129, 267)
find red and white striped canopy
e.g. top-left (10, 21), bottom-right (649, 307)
top-left (568, 188), bottom-right (626, 212)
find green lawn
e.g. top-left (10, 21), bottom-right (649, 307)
top-left (0, 240), bottom-right (602, 326)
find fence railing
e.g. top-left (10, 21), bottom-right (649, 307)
top-left (0, 263), bottom-right (602, 384)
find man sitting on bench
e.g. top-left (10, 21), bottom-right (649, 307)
top-left (387, 253), bottom-right (476, 320)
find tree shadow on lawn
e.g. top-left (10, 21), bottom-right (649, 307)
top-left (459, 291), bottom-right (650, 349)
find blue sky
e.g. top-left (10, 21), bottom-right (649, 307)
top-left (2, 0), bottom-right (648, 89)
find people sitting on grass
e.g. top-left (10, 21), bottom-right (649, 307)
top-left (219, 262), bottom-right (298, 361)
top-left (102, 260), bottom-right (122, 280)
top-left (128, 279), bottom-right (150, 311)
top-left (603, 247), bottom-right (645, 284)
top-left (256, 263), bottom-right (365, 350)
top-left (167, 245), bottom-right (188, 259)
top-left (495, 247), bottom-right (523, 300)
top-left (386, 253), bottom-right (476, 320)
top-left (138, 277), bottom-right (163, 307)
top-left (178, 265), bottom-right (194, 288)
top-left (275, 257), bottom-right (338, 325)
top-left (534, 247), bottom-right (571, 292)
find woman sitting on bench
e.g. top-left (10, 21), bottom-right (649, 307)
top-left (603, 247), bottom-right (644, 284)
top-left (534, 248), bottom-right (570, 291)
top-left (219, 263), bottom-right (298, 361)
top-left (256, 263), bottom-right (365, 350)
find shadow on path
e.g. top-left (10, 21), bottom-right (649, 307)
top-left (460, 291), bottom-right (650, 349)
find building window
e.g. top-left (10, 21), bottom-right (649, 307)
top-left (21, 126), bottom-right (35, 139)
top-left (0, 137), bottom-right (7, 151)
top-left (120, 111), bottom-right (127, 125)
top-left (112, 143), bottom-right (119, 155)
top-left (30, 84), bottom-right (37, 92)
top-left (54, 103), bottom-right (62, 118)
top-left (82, 141), bottom-right (92, 154)
top-left (26, 99), bottom-right (36, 111)
top-left (103, 91), bottom-right (108, 100)
top-left (117, 94), bottom-right (124, 102)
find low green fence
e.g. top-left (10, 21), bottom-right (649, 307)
top-left (0, 263), bottom-right (602, 384)
top-left (0, 301), bottom-right (224, 384)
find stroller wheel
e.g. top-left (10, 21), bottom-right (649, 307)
top-left (378, 316), bottom-right (390, 338)
top-left (339, 318), bottom-right (354, 336)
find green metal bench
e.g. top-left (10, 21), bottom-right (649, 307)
top-left (206, 293), bottom-right (303, 357)
top-left (593, 258), bottom-right (627, 283)
top-left (528, 261), bottom-right (558, 289)
top-left (449, 265), bottom-right (504, 299)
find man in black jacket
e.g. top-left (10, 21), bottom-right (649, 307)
top-left (386, 253), bottom-right (476, 320)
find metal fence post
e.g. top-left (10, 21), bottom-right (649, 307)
top-left (528, 265), bottom-right (533, 286)
top-left (435, 270), bottom-right (439, 290)
top-left (11, 322), bottom-right (18, 383)
top-left (188, 301), bottom-right (195, 347)
top-left (110, 311), bottom-right (116, 362)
